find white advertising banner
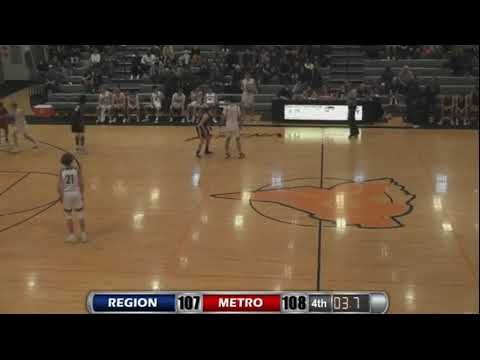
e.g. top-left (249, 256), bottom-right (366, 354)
top-left (285, 104), bottom-right (363, 121)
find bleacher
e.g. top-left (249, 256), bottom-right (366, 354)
top-left (42, 45), bottom-right (479, 122)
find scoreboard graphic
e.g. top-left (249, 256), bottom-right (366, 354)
top-left (86, 291), bottom-right (389, 314)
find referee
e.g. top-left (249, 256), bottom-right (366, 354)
top-left (346, 83), bottom-right (360, 139)
top-left (72, 95), bottom-right (87, 154)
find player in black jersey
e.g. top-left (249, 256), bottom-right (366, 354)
top-left (72, 95), bottom-right (87, 154)
top-left (195, 106), bottom-right (214, 158)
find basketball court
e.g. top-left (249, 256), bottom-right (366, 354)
top-left (0, 124), bottom-right (478, 313)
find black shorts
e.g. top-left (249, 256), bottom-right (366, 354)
top-left (196, 125), bottom-right (211, 139)
top-left (72, 123), bottom-right (85, 133)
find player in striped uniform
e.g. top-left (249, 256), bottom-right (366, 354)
top-left (151, 86), bottom-right (165, 124)
top-left (187, 86), bottom-right (204, 123)
top-left (57, 152), bottom-right (87, 243)
top-left (111, 86), bottom-right (126, 124)
top-left (127, 90), bottom-right (140, 123)
top-left (97, 87), bottom-right (112, 124)
top-left (11, 102), bottom-right (39, 152)
top-left (223, 102), bottom-right (245, 159)
top-left (195, 106), bottom-right (214, 158)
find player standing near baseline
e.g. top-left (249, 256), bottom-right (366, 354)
top-left (72, 95), bottom-right (87, 154)
top-left (223, 102), bottom-right (245, 159)
top-left (58, 152), bottom-right (87, 243)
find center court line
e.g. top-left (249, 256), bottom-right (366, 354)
top-left (316, 142), bottom-right (324, 291)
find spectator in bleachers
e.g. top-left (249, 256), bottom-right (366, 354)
top-left (178, 50), bottom-right (191, 67)
top-left (101, 53), bottom-right (115, 79)
top-left (385, 45), bottom-right (398, 60)
top-left (82, 69), bottom-right (94, 93)
top-left (151, 57), bottom-right (164, 83)
top-left (92, 70), bottom-right (103, 93)
top-left (301, 59), bottom-right (316, 87)
top-left (278, 57), bottom-right (291, 84)
top-left (258, 62), bottom-right (273, 84)
top-left (90, 48), bottom-right (101, 68)
top-left (303, 86), bottom-right (319, 100)
top-left (151, 45), bottom-right (162, 58)
top-left (130, 51), bottom-right (143, 80)
top-left (381, 66), bottom-right (395, 94)
top-left (397, 45), bottom-right (410, 59)
top-left (36, 61), bottom-right (49, 81)
top-left (209, 62), bottom-right (223, 88)
top-left (242, 47), bottom-right (254, 68)
top-left (191, 46), bottom-right (201, 66)
top-left (292, 80), bottom-right (307, 100)
top-left (45, 65), bottom-right (60, 94)
top-left (276, 85), bottom-right (292, 100)
top-left (141, 50), bottom-right (157, 78)
top-left (318, 84), bottom-right (330, 97)
top-left (398, 65), bottom-right (414, 93)
top-left (162, 45), bottom-right (176, 64)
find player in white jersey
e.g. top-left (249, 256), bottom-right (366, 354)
top-left (11, 102), bottom-right (39, 152)
top-left (204, 88), bottom-right (218, 109)
top-left (150, 86), bottom-right (165, 124)
top-left (187, 86), bottom-right (204, 123)
top-left (204, 87), bottom-right (219, 123)
top-left (170, 88), bottom-right (186, 116)
top-left (111, 86), bottom-right (126, 124)
top-left (97, 87), bottom-right (112, 124)
top-left (126, 90), bottom-right (140, 123)
top-left (57, 152), bottom-right (87, 243)
top-left (223, 102), bottom-right (245, 159)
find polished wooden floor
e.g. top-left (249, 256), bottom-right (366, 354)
top-left (0, 124), bottom-right (478, 313)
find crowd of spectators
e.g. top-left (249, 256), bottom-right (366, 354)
top-left (123, 45), bottom-right (332, 96)
top-left (38, 45), bottom-right (333, 98)
top-left (362, 45), bottom-right (479, 77)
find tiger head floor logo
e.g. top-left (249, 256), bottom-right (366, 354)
top-left (211, 177), bottom-right (415, 229)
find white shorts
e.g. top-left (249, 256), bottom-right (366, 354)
top-left (63, 191), bottom-right (83, 211)
top-left (171, 103), bottom-right (183, 110)
top-left (14, 123), bottom-right (26, 135)
top-left (188, 101), bottom-right (201, 109)
top-left (98, 105), bottom-right (112, 111)
top-left (152, 101), bottom-right (161, 110)
top-left (225, 128), bottom-right (240, 139)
